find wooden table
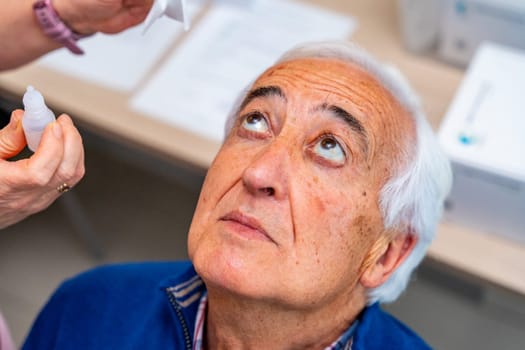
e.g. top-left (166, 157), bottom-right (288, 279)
top-left (1, 0), bottom-right (524, 296)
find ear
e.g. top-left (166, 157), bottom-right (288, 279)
top-left (359, 232), bottom-right (417, 289)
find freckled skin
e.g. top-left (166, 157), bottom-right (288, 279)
top-left (312, 195), bottom-right (325, 214)
top-left (187, 57), bottom-right (416, 348)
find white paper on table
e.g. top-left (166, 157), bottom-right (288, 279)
top-left (37, 2), bottom-right (205, 92)
top-left (131, 0), bottom-right (356, 142)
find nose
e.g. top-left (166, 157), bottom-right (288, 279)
top-left (242, 142), bottom-right (289, 200)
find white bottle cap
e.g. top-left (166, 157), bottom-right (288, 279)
top-left (23, 85), bottom-right (47, 116)
top-left (22, 85), bottom-right (56, 151)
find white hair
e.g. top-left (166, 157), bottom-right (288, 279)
top-left (225, 41), bottom-right (452, 304)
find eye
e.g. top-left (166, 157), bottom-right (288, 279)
top-left (312, 135), bottom-right (346, 165)
top-left (240, 112), bottom-right (270, 134)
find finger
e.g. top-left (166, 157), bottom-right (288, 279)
top-left (0, 156), bottom-right (60, 213)
top-left (24, 121), bottom-right (65, 186)
top-left (55, 114), bottom-right (85, 185)
top-left (0, 110), bottom-right (27, 159)
top-left (124, 0), bottom-right (154, 10)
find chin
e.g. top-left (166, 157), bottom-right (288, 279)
top-left (192, 246), bottom-right (269, 298)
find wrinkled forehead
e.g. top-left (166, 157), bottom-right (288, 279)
top-left (252, 58), bottom-right (401, 113)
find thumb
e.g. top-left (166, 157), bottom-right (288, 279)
top-left (0, 110), bottom-right (27, 159)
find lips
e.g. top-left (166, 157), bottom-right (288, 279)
top-left (219, 211), bottom-right (273, 242)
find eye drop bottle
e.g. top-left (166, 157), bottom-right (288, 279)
top-left (22, 85), bottom-right (56, 152)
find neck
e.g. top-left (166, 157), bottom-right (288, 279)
top-left (204, 286), bottom-right (367, 350)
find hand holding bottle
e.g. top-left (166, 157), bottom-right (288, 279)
top-left (0, 106), bottom-right (85, 229)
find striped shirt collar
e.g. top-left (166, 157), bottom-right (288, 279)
top-left (192, 292), bottom-right (357, 350)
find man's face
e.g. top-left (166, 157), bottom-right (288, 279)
top-left (188, 58), bottom-right (413, 309)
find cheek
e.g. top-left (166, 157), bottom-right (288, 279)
top-left (293, 178), bottom-right (350, 245)
top-left (188, 148), bottom-right (246, 244)
top-left (299, 175), bottom-right (335, 215)
top-left (348, 215), bottom-right (376, 252)
top-left (198, 147), bottom-right (245, 204)
top-left (292, 175), bottom-right (379, 258)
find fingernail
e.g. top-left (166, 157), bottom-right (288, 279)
top-left (53, 122), bottom-right (63, 138)
top-left (58, 114), bottom-right (71, 124)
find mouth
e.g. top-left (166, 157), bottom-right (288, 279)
top-left (219, 211), bottom-right (273, 242)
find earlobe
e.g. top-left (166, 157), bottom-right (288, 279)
top-left (359, 232), bottom-right (417, 289)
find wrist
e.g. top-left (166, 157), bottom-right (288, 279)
top-left (33, 0), bottom-right (92, 55)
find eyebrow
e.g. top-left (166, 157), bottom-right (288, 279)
top-left (315, 103), bottom-right (369, 155)
top-left (239, 86), bottom-right (286, 111)
top-left (237, 86), bottom-right (369, 155)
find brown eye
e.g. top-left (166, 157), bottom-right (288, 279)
top-left (241, 112), bottom-right (269, 133)
top-left (321, 138), bottom-right (337, 150)
top-left (313, 135), bottom-right (346, 164)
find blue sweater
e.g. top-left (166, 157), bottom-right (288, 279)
top-left (23, 261), bottom-right (431, 349)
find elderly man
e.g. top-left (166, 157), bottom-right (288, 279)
top-left (23, 41), bottom-right (451, 350)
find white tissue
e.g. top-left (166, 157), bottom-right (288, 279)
top-left (143, 0), bottom-right (189, 33)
